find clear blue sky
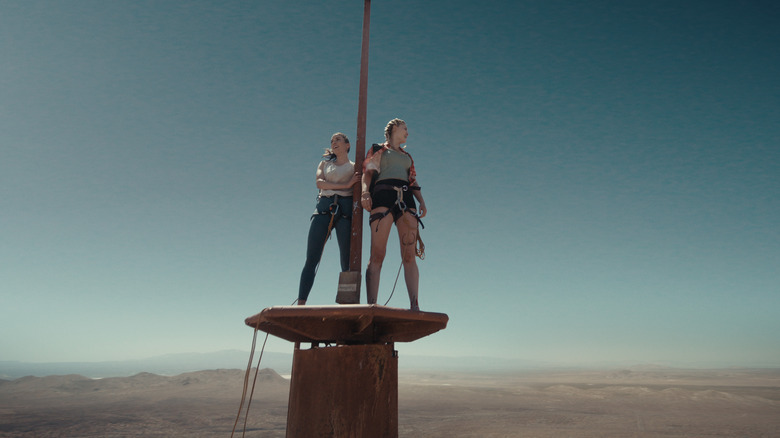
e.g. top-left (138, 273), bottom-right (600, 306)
top-left (2, 0), bottom-right (778, 367)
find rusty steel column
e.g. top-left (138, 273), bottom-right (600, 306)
top-left (245, 305), bottom-right (449, 438)
top-left (349, 0), bottom-right (371, 274)
top-left (286, 343), bottom-right (397, 438)
top-left (339, 0), bottom-right (371, 304)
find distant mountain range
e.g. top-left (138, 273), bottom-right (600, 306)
top-left (0, 350), bottom-right (291, 380)
top-left (3, 349), bottom-right (757, 380)
top-left (1, 350), bottom-right (568, 380)
top-left (0, 368), bottom-right (287, 393)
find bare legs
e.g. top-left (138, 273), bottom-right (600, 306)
top-left (366, 209), bottom-right (392, 305)
top-left (366, 208), bottom-right (420, 309)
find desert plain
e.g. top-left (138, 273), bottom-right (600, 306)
top-left (1, 366), bottom-right (779, 437)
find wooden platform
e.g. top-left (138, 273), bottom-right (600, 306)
top-left (244, 304), bottom-right (449, 344)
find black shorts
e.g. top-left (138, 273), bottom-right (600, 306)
top-left (371, 179), bottom-right (416, 211)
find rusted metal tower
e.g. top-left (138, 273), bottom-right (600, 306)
top-left (245, 305), bottom-right (448, 437)
top-left (244, 3), bottom-right (449, 436)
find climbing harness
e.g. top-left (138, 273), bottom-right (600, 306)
top-left (312, 194), bottom-right (349, 278)
top-left (368, 184), bottom-right (425, 260)
top-left (315, 194), bottom-right (345, 241)
top-left (325, 195), bottom-right (341, 240)
top-left (369, 184), bottom-right (424, 228)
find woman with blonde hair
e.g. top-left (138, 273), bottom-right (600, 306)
top-left (360, 118), bottom-right (426, 310)
top-left (297, 132), bottom-right (359, 305)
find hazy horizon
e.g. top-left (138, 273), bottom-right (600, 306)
top-left (3, 348), bottom-right (777, 381)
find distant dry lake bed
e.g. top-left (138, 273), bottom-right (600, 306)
top-left (2, 367), bottom-right (779, 437)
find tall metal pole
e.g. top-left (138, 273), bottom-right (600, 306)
top-left (337, 0), bottom-right (370, 304)
top-left (349, 0), bottom-right (371, 274)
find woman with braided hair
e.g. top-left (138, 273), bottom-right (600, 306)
top-left (360, 118), bottom-right (427, 310)
top-left (297, 132), bottom-right (360, 305)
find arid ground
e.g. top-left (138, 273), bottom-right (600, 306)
top-left (1, 367), bottom-right (778, 437)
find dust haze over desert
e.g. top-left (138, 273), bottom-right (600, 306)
top-left (2, 362), bottom-right (779, 437)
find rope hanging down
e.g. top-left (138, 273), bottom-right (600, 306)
top-left (383, 213), bottom-right (425, 306)
top-left (231, 325), bottom-right (270, 438)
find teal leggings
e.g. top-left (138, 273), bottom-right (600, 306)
top-left (298, 195), bottom-right (352, 301)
